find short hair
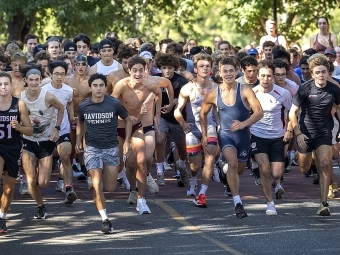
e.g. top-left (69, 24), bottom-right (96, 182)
top-left (34, 50), bottom-right (50, 63)
top-left (46, 37), bottom-right (60, 48)
top-left (273, 59), bottom-right (289, 72)
top-left (48, 60), bottom-right (69, 74)
top-left (218, 40), bottom-right (231, 50)
top-left (20, 64), bottom-right (43, 78)
top-left (262, 41), bottom-right (276, 49)
top-left (193, 53), bottom-right (212, 68)
top-left (15, 41), bottom-right (24, 50)
top-left (299, 55), bottom-right (309, 66)
top-left (211, 50), bottom-right (223, 63)
top-left (159, 39), bottom-right (173, 48)
top-left (235, 51), bottom-right (248, 61)
top-left (272, 45), bottom-right (286, 54)
top-left (328, 60), bottom-right (335, 73)
top-left (155, 53), bottom-right (180, 69)
top-left (266, 19), bottom-right (276, 26)
top-left (139, 43), bottom-right (157, 57)
top-left (56, 55), bottom-right (70, 62)
top-left (219, 57), bottom-right (239, 70)
top-left (166, 42), bottom-right (183, 55)
top-left (272, 49), bottom-right (291, 63)
top-left (240, 56), bottom-right (258, 70)
top-left (25, 34), bottom-right (39, 44)
top-left (257, 59), bottom-right (275, 74)
top-left (179, 58), bottom-right (187, 69)
top-left (91, 43), bottom-right (100, 54)
top-left (0, 71), bottom-right (12, 83)
top-left (11, 52), bottom-right (27, 63)
top-left (105, 31), bottom-right (119, 40)
top-left (117, 44), bottom-right (137, 62)
top-left (288, 48), bottom-right (299, 58)
top-left (128, 56), bottom-right (146, 70)
top-left (308, 54), bottom-right (330, 72)
top-left (303, 48), bottom-right (318, 57)
top-left (112, 39), bottom-right (123, 54)
top-left (0, 52), bottom-right (9, 64)
top-left (88, 73), bottom-right (107, 87)
top-left (73, 33), bottom-right (91, 47)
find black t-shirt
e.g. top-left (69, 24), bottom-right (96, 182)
top-left (153, 72), bottom-right (188, 124)
top-left (292, 80), bottom-right (340, 137)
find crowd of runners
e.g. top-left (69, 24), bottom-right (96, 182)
top-left (1, 16), bottom-right (340, 234)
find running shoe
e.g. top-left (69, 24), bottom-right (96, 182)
top-left (224, 184), bottom-right (232, 197)
top-left (126, 190), bottom-right (138, 204)
top-left (176, 161), bottom-right (189, 187)
top-left (55, 179), bottom-right (65, 193)
top-left (212, 166), bottom-right (221, 183)
top-left (332, 183), bottom-right (339, 193)
top-left (163, 162), bottom-right (172, 172)
top-left (136, 198), bottom-right (151, 214)
top-left (275, 185), bottom-right (285, 199)
top-left (34, 205), bottom-right (47, 219)
top-left (156, 173), bottom-right (165, 186)
top-left (72, 164), bottom-right (84, 178)
top-left (64, 187), bottom-right (77, 204)
top-left (173, 169), bottom-right (180, 179)
top-left (102, 219), bottom-right (114, 234)
top-left (266, 203), bottom-right (277, 215)
top-left (146, 174), bottom-right (159, 193)
top-left (253, 167), bottom-right (261, 185)
top-left (235, 203), bottom-right (248, 219)
top-left (187, 184), bottom-right (197, 196)
top-left (0, 218), bottom-right (7, 234)
top-left (317, 202), bottom-right (330, 216)
top-left (193, 194), bottom-right (208, 207)
top-left (19, 182), bottom-right (30, 195)
top-left (328, 185), bottom-right (334, 199)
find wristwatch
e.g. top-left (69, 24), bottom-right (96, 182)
top-left (55, 126), bottom-right (61, 131)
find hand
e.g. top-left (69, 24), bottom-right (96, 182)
top-left (283, 131), bottom-right (293, 143)
top-left (140, 103), bottom-right (148, 115)
top-left (202, 136), bottom-right (208, 148)
top-left (70, 116), bottom-right (78, 124)
top-left (75, 142), bottom-right (84, 154)
top-left (296, 133), bottom-right (308, 149)
top-left (130, 116), bottom-right (140, 125)
top-left (50, 129), bottom-right (60, 142)
top-left (123, 141), bottom-right (131, 155)
top-left (230, 120), bottom-right (246, 132)
top-left (10, 120), bottom-right (20, 130)
top-left (182, 122), bottom-right (193, 134)
top-left (154, 116), bottom-right (160, 135)
top-left (161, 104), bottom-right (172, 114)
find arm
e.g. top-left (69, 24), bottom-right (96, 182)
top-left (151, 86), bottom-right (162, 134)
top-left (289, 104), bottom-right (308, 149)
top-left (310, 35), bottom-right (316, 48)
top-left (122, 116), bottom-right (132, 155)
top-left (174, 84), bottom-right (192, 133)
top-left (13, 100), bottom-right (33, 136)
top-left (66, 100), bottom-right (76, 124)
top-left (200, 89), bottom-right (216, 146)
top-left (45, 92), bottom-right (64, 142)
top-left (159, 78), bottom-right (174, 114)
top-left (75, 120), bottom-right (85, 153)
top-left (332, 34), bottom-right (338, 47)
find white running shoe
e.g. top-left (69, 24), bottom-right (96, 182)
top-left (55, 180), bottom-right (65, 193)
top-left (146, 174), bottom-right (159, 193)
top-left (127, 190), bottom-right (138, 204)
top-left (136, 198), bottom-right (151, 214)
top-left (163, 162), bottom-right (172, 171)
top-left (186, 184), bottom-right (197, 196)
top-left (19, 182), bottom-right (30, 195)
top-left (156, 173), bottom-right (166, 186)
top-left (266, 203), bottom-right (277, 215)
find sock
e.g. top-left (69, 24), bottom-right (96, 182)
top-left (233, 195), bottom-right (242, 206)
top-left (290, 151), bottom-right (295, 159)
top-left (178, 159), bottom-right (186, 168)
top-left (251, 159), bottom-right (258, 169)
top-left (72, 159), bottom-right (77, 165)
top-left (190, 175), bottom-right (197, 185)
top-left (156, 163), bottom-right (163, 174)
top-left (0, 210), bottom-right (7, 219)
top-left (99, 209), bottom-right (108, 221)
top-left (21, 175), bottom-right (27, 184)
top-left (267, 201), bottom-right (275, 207)
top-left (199, 184), bottom-right (208, 195)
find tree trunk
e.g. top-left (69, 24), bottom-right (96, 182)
top-left (7, 9), bottom-right (36, 42)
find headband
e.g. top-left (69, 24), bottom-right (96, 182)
top-left (26, 69), bottom-right (41, 78)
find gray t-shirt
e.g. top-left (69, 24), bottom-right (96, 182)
top-left (78, 95), bottom-right (128, 149)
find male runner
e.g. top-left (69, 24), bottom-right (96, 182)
top-left (200, 57), bottom-right (263, 218)
top-left (34, 50), bottom-right (51, 79)
top-left (8, 52), bottom-right (28, 97)
top-left (262, 41), bottom-right (275, 61)
top-left (44, 60), bottom-right (77, 204)
top-left (46, 37), bottom-right (61, 61)
top-left (0, 72), bottom-right (33, 234)
top-left (19, 64), bottom-right (64, 219)
top-left (250, 60), bottom-right (292, 215)
top-left (289, 54), bottom-right (340, 216)
top-left (73, 33), bottom-right (98, 67)
top-left (76, 73), bottom-right (131, 234)
top-left (175, 53), bottom-right (219, 207)
top-left (236, 56), bottom-right (259, 88)
top-left (24, 34), bottom-right (39, 62)
top-left (112, 56), bottom-right (161, 214)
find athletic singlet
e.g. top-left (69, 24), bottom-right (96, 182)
top-left (217, 83), bottom-right (249, 131)
top-left (314, 34), bottom-right (333, 53)
top-left (0, 97), bottom-right (22, 149)
top-left (185, 82), bottom-right (216, 127)
top-left (96, 60), bottom-right (121, 76)
top-left (20, 89), bottom-right (56, 142)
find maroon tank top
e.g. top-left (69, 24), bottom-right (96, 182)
top-left (314, 34), bottom-right (333, 53)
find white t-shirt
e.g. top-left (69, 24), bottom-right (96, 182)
top-left (251, 84), bottom-right (292, 138)
top-left (96, 60), bottom-right (122, 76)
top-left (43, 82), bottom-right (73, 136)
top-left (282, 78), bottom-right (299, 97)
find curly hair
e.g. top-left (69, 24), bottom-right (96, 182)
top-left (155, 53), bottom-right (180, 69)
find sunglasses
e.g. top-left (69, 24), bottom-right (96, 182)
top-left (75, 62), bottom-right (87, 66)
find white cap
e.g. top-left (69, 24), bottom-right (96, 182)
top-left (139, 51), bottom-right (153, 60)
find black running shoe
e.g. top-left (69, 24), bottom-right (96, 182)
top-left (235, 203), bottom-right (248, 219)
top-left (34, 205), bottom-right (47, 219)
top-left (0, 218), bottom-right (7, 234)
top-left (102, 219), bottom-right (114, 234)
top-left (65, 187), bottom-right (77, 204)
top-left (224, 184), bottom-right (232, 197)
top-left (313, 173), bottom-right (320, 185)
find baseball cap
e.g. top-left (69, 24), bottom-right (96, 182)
top-left (33, 44), bottom-right (45, 56)
top-left (247, 48), bottom-right (259, 55)
top-left (64, 42), bottom-right (77, 52)
top-left (139, 51), bottom-right (153, 60)
top-left (99, 39), bottom-right (113, 50)
top-left (324, 48), bottom-right (336, 56)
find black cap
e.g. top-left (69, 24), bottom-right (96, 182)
top-left (64, 42), bottom-right (77, 52)
top-left (33, 44), bottom-right (46, 56)
top-left (99, 39), bottom-right (113, 50)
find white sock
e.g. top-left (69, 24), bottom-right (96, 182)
top-left (72, 159), bottom-right (77, 165)
top-left (99, 209), bottom-right (108, 221)
top-left (190, 175), bottom-right (197, 185)
top-left (178, 159), bottom-right (186, 168)
top-left (233, 195), bottom-right (242, 206)
top-left (251, 160), bottom-right (258, 169)
top-left (21, 175), bottom-right (27, 184)
top-left (267, 201), bottom-right (275, 207)
top-left (199, 184), bottom-right (208, 195)
top-left (156, 163), bottom-right (163, 174)
top-left (290, 151), bottom-right (295, 159)
top-left (0, 210), bottom-right (7, 219)
top-left (275, 184), bottom-right (283, 193)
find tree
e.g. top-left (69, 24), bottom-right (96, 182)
top-left (222, 0), bottom-right (340, 43)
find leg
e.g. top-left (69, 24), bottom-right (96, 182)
top-left (154, 131), bottom-right (167, 173)
top-left (254, 153), bottom-right (272, 202)
top-left (57, 141), bottom-right (73, 186)
top-left (103, 165), bottom-right (119, 192)
top-left (89, 168), bottom-right (105, 210)
top-left (223, 147), bottom-right (240, 196)
top-left (298, 153), bottom-right (313, 173)
top-left (1, 172), bottom-right (16, 214)
top-left (315, 145), bottom-right (332, 203)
